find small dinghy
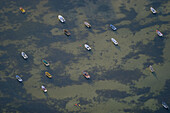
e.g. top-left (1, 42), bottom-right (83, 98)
top-left (21, 52), bottom-right (28, 59)
top-left (16, 75), bottom-right (23, 82)
top-left (111, 38), bottom-right (118, 46)
top-left (45, 72), bottom-right (52, 78)
top-left (42, 60), bottom-right (50, 66)
top-left (110, 24), bottom-right (117, 31)
top-left (84, 44), bottom-right (91, 51)
top-left (149, 65), bottom-right (154, 72)
top-left (63, 29), bottom-right (71, 36)
top-left (41, 85), bottom-right (47, 93)
top-left (150, 7), bottom-right (157, 14)
top-left (58, 15), bottom-right (65, 23)
top-left (84, 21), bottom-right (91, 28)
top-left (82, 71), bottom-right (91, 79)
top-left (162, 101), bottom-right (169, 109)
top-left (19, 7), bottom-right (26, 14)
top-left (156, 30), bottom-right (163, 37)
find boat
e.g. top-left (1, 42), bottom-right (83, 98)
top-left (149, 65), bottom-right (154, 72)
top-left (16, 75), bottom-right (23, 82)
top-left (45, 72), bottom-right (52, 78)
top-left (162, 102), bottom-right (169, 109)
top-left (58, 15), bottom-right (65, 23)
top-left (110, 24), bottom-right (117, 31)
top-left (111, 38), bottom-right (118, 46)
top-left (156, 30), bottom-right (163, 37)
top-left (41, 85), bottom-right (47, 93)
top-left (150, 7), bottom-right (157, 14)
top-left (19, 7), bottom-right (26, 14)
top-left (82, 71), bottom-right (90, 79)
top-left (84, 21), bottom-right (91, 28)
top-left (84, 44), bottom-right (91, 51)
top-left (42, 60), bottom-right (50, 66)
top-left (21, 52), bottom-right (28, 59)
top-left (63, 29), bottom-right (71, 36)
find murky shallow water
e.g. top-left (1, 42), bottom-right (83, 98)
top-left (0, 0), bottom-right (170, 113)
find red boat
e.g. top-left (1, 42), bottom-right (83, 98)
top-left (156, 30), bottom-right (163, 37)
top-left (82, 71), bottom-right (90, 79)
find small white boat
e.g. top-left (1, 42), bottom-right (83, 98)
top-left (16, 75), bottom-right (23, 82)
top-left (162, 102), bottom-right (169, 109)
top-left (58, 15), bottom-right (65, 23)
top-left (84, 44), bottom-right (91, 51)
top-left (150, 7), bottom-right (157, 14)
top-left (21, 52), bottom-right (28, 59)
top-left (149, 65), bottom-right (154, 72)
top-left (41, 85), bottom-right (47, 93)
top-left (84, 21), bottom-right (91, 28)
top-left (156, 30), bottom-right (163, 37)
top-left (111, 38), bottom-right (118, 45)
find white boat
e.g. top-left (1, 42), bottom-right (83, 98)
top-left (58, 15), bottom-right (65, 23)
top-left (149, 65), bottom-right (154, 72)
top-left (41, 85), bottom-right (47, 93)
top-left (16, 75), bottom-right (23, 82)
top-left (156, 30), bottom-right (163, 37)
top-left (84, 44), bottom-right (91, 51)
top-left (150, 7), bottom-right (157, 14)
top-left (162, 102), bottom-right (169, 109)
top-left (111, 38), bottom-right (118, 45)
top-left (21, 52), bottom-right (28, 59)
top-left (84, 21), bottom-right (91, 28)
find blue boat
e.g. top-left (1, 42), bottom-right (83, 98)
top-left (16, 75), bottom-right (23, 82)
top-left (110, 24), bottom-right (117, 31)
top-left (42, 59), bottom-right (50, 66)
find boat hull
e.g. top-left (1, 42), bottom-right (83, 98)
top-left (20, 7), bottom-right (26, 14)
top-left (63, 29), bottom-right (71, 36)
top-left (42, 60), bottom-right (50, 66)
top-left (16, 75), bottom-right (23, 82)
top-left (111, 38), bottom-right (118, 45)
top-left (156, 30), bottom-right (163, 37)
top-left (162, 102), bottom-right (169, 109)
top-left (84, 21), bottom-right (91, 28)
top-left (150, 7), bottom-right (157, 14)
top-left (45, 72), bottom-right (52, 78)
top-left (84, 44), bottom-right (91, 51)
top-left (110, 24), bottom-right (117, 31)
top-left (58, 15), bottom-right (65, 23)
top-left (21, 52), bottom-right (28, 59)
top-left (82, 71), bottom-right (90, 79)
top-left (41, 85), bottom-right (47, 93)
top-left (149, 65), bottom-right (154, 72)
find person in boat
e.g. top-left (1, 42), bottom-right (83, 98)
top-left (75, 104), bottom-right (80, 107)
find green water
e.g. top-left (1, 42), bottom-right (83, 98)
top-left (0, 0), bottom-right (170, 113)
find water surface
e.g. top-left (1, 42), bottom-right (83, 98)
top-left (0, 0), bottom-right (170, 113)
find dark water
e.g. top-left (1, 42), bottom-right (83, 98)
top-left (0, 0), bottom-right (170, 113)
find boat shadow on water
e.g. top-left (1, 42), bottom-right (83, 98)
top-left (43, 92), bottom-right (49, 98)
top-left (16, 80), bottom-right (24, 86)
top-left (151, 72), bottom-right (158, 80)
top-left (115, 46), bottom-right (121, 50)
top-left (78, 76), bottom-right (93, 85)
top-left (113, 31), bottom-right (119, 35)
